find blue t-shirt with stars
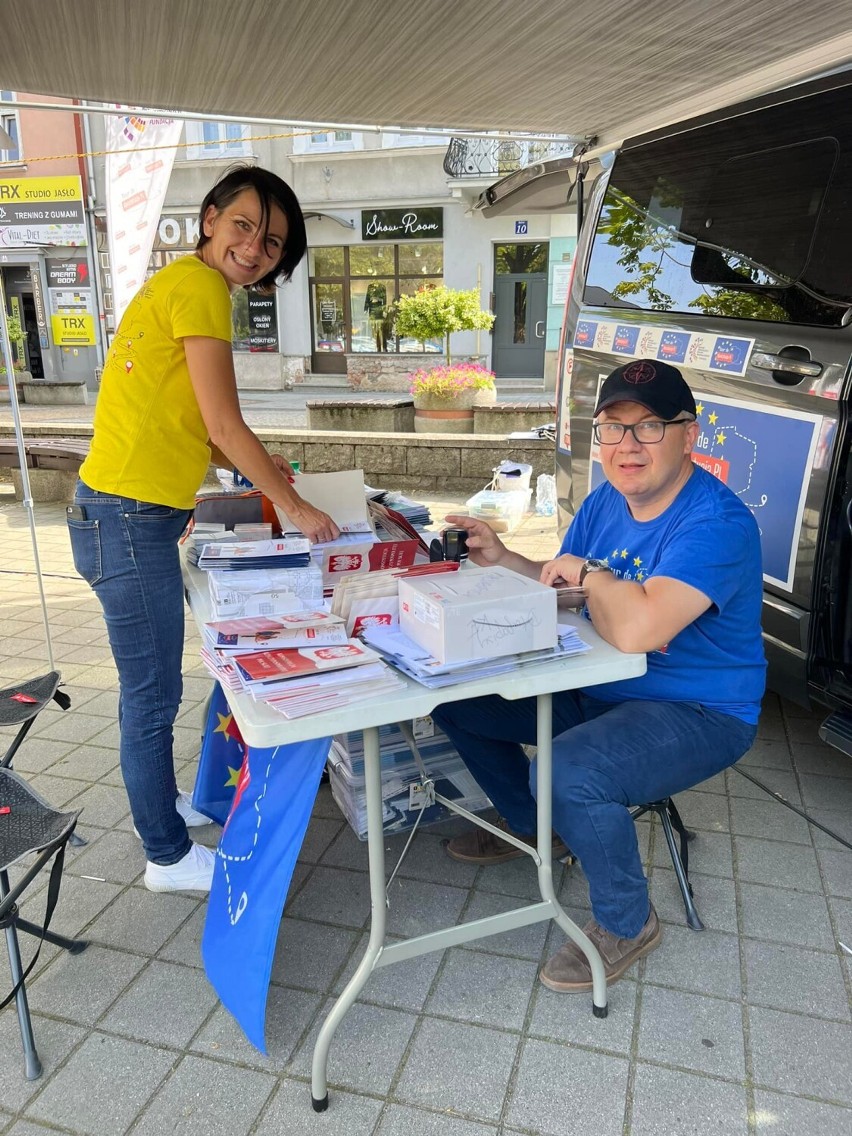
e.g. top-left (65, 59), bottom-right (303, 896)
top-left (561, 465), bottom-right (766, 724)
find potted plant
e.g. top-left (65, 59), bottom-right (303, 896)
top-left (395, 285), bottom-right (494, 364)
top-left (409, 362), bottom-right (496, 433)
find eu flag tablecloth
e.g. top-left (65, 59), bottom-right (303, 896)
top-left (194, 684), bottom-right (331, 1052)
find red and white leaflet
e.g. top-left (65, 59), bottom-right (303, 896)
top-left (347, 596), bottom-right (400, 636)
top-left (233, 640), bottom-right (382, 684)
top-left (320, 539), bottom-right (420, 586)
top-left (205, 612), bottom-right (341, 636)
top-left (207, 625), bottom-right (348, 654)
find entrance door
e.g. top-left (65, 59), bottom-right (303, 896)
top-left (491, 242), bottom-right (549, 379)
top-left (2, 275), bottom-right (45, 378)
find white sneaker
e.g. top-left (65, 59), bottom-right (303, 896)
top-left (133, 790), bottom-right (213, 839)
top-left (176, 790), bottom-right (213, 828)
top-left (144, 843), bottom-right (216, 893)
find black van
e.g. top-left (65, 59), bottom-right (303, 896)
top-left (555, 71), bottom-right (852, 753)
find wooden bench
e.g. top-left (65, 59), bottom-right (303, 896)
top-left (0, 437), bottom-right (90, 502)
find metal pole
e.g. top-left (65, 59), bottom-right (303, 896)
top-left (0, 274), bottom-right (55, 669)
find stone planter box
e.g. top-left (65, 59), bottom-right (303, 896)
top-left (474, 402), bottom-right (556, 435)
top-left (20, 379), bottom-right (88, 406)
top-left (307, 398), bottom-right (414, 432)
top-left (233, 353), bottom-right (306, 391)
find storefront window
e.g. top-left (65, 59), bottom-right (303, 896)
top-left (309, 246), bottom-right (345, 277)
top-left (494, 243), bottom-right (548, 274)
top-left (309, 243), bottom-right (443, 359)
top-left (313, 282), bottom-right (346, 352)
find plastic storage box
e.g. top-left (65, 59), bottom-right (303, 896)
top-left (465, 488), bottom-right (532, 533)
top-left (328, 720), bottom-right (491, 839)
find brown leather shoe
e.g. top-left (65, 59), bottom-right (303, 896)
top-left (444, 817), bottom-right (573, 865)
top-left (539, 906), bottom-right (661, 992)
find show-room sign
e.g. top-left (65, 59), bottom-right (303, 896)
top-left (361, 207), bottom-right (443, 241)
top-left (0, 176), bottom-right (86, 247)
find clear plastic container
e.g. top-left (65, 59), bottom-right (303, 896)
top-left (535, 473), bottom-right (557, 516)
top-left (465, 488), bottom-right (532, 533)
top-left (494, 459), bottom-right (532, 493)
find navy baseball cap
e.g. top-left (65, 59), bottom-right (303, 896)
top-left (593, 359), bottom-right (697, 420)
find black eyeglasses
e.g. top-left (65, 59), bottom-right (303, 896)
top-left (593, 418), bottom-right (692, 445)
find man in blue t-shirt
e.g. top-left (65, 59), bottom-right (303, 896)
top-left (433, 359), bottom-right (765, 993)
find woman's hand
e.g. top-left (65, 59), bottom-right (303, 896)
top-left (289, 501), bottom-right (340, 544)
top-left (444, 514), bottom-right (507, 566)
top-left (539, 553), bottom-right (585, 588)
top-left (268, 453), bottom-right (296, 482)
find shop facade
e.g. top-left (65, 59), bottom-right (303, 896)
top-left (1, 95), bottom-right (102, 392)
top-left (84, 119), bottom-right (578, 389)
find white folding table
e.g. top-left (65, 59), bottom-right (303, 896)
top-left (184, 564), bottom-right (646, 1110)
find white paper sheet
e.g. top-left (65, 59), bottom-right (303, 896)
top-left (274, 470), bottom-right (374, 534)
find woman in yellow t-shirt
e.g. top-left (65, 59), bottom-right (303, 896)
top-left (68, 165), bottom-right (339, 894)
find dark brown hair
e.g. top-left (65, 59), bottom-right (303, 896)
top-left (196, 164), bottom-right (307, 292)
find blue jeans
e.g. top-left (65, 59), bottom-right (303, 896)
top-left (431, 691), bottom-right (756, 938)
top-left (67, 479), bottom-right (194, 865)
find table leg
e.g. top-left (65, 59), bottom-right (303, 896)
top-left (534, 692), bottom-right (608, 1017)
top-left (311, 724), bottom-right (387, 1111)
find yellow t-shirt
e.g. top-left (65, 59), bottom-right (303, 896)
top-left (80, 256), bottom-right (233, 509)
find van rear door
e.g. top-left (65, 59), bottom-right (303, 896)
top-left (557, 76), bottom-right (852, 707)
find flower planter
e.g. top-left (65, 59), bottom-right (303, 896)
top-left (410, 361), bottom-right (497, 434)
top-left (412, 388), bottom-right (496, 433)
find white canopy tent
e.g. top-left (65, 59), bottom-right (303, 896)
top-left (2, 0), bottom-right (852, 149)
top-left (2, 0), bottom-right (852, 663)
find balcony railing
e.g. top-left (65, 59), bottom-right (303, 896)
top-left (443, 136), bottom-right (580, 179)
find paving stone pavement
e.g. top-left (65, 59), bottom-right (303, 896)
top-left (1, 490), bottom-right (851, 1136)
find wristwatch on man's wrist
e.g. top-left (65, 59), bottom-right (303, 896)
top-left (579, 558), bottom-right (612, 586)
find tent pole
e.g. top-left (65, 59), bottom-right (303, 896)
top-left (0, 274), bottom-right (55, 670)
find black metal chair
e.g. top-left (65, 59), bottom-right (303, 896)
top-left (631, 797), bottom-right (704, 931)
top-left (0, 672), bottom-right (87, 1079)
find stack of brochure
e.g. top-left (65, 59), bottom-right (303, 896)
top-left (360, 622), bottom-right (592, 689)
top-left (200, 633), bottom-right (407, 719)
top-left (328, 719), bottom-right (490, 839)
top-left (185, 522), bottom-right (274, 565)
top-left (200, 611), bottom-right (346, 690)
top-left (196, 537), bottom-right (312, 572)
top-left (309, 533), bottom-right (424, 591)
top-left (207, 564), bottom-right (324, 618)
top-left (366, 487), bottom-right (432, 530)
top-left (202, 612), bottom-right (349, 654)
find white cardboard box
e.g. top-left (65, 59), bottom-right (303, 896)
top-left (398, 564), bottom-right (557, 664)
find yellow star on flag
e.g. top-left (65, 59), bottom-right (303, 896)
top-left (621, 549), bottom-right (628, 559)
top-left (708, 411), bottom-right (718, 425)
top-left (695, 402), bottom-right (704, 415)
top-left (214, 712), bottom-right (234, 738)
top-left (716, 431), bottom-right (727, 445)
top-left (636, 571), bottom-right (645, 581)
top-left (612, 548), bottom-right (620, 558)
top-left (633, 556), bottom-right (642, 567)
top-left (224, 765), bottom-right (242, 787)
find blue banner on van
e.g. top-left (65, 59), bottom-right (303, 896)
top-left (590, 393), bottom-right (822, 590)
top-left (574, 319), bottom-right (755, 379)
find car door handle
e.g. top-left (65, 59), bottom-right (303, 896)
top-left (534, 321), bottom-right (545, 339)
top-left (751, 351), bottom-right (823, 378)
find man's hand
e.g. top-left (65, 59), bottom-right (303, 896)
top-left (444, 514), bottom-right (507, 566)
top-left (539, 553), bottom-right (586, 588)
top-left (288, 502), bottom-right (340, 544)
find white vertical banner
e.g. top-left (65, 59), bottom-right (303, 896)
top-left (105, 110), bottom-right (184, 328)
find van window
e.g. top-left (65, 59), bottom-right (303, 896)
top-left (584, 85), bottom-right (852, 327)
